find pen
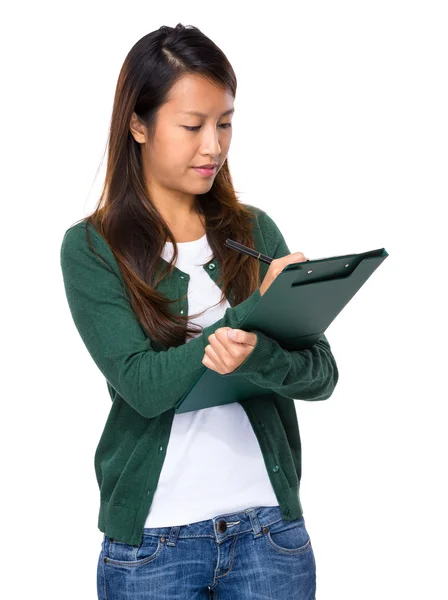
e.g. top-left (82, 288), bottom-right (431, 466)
top-left (225, 238), bottom-right (273, 265)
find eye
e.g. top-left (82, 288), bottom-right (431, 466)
top-left (183, 124), bottom-right (232, 132)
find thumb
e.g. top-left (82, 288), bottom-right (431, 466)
top-left (227, 328), bottom-right (238, 341)
top-left (227, 329), bottom-right (257, 346)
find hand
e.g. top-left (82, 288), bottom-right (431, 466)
top-left (202, 327), bottom-right (258, 375)
top-left (260, 252), bottom-right (309, 296)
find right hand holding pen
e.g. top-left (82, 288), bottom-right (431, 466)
top-left (259, 252), bottom-right (309, 296)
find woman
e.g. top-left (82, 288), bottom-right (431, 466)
top-left (60, 23), bottom-right (339, 600)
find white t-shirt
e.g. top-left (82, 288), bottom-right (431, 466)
top-left (143, 232), bottom-right (279, 527)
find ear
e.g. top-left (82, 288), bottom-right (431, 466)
top-left (129, 112), bottom-right (146, 144)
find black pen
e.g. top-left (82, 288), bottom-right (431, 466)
top-left (225, 238), bottom-right (273, 265)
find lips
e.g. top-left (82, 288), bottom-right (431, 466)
top-left (194, 164), bottom-right (217, 169)
top-left (192, 165), bottom-right (217, 177)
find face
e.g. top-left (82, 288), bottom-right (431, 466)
top-left (130, 73), bottom-right (234, 208)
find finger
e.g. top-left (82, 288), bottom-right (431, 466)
top-left (202, 352), bottom-right (219, 372)
top-left (204, 342), bottom-right (227, 371)
top-left (278, 252), bottom-right (307, 265)
top-left (208, 330), bottom-right (243, 369)
top-left (226, 329), bottom-right (257, 346)
top-left (209, 330), bottom-right (238, 359)
top-left (211, 329), bottom-right (251, 353)
top-left (208, 331), bottom-right (229, 355)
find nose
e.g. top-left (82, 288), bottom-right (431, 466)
top-left (200, 125), bottom-right (222, 157)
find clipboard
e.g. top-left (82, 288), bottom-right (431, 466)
top-left (175, 247), bottom-right (389, 414)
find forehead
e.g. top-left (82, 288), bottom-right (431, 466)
top-left (163, 73), bottom-right (234, 115)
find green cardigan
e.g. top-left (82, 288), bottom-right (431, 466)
top-left (60, 203), bottom-right (339, 546)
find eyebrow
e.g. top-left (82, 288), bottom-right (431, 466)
top-left (179, 108), bottom-right (235, 118)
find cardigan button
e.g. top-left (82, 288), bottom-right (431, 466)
top-left (272, 465), bottom-right (279, 473)
top-left (216, 520), bottom-right (227, 533)
top-left (208, 263), bottom-right (216, 270)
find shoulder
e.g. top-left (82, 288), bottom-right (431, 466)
top-left (241, 202), bottom-right (266, 220)
top-left (240, 202), bottom-right (272, 234)
top-left (240, 202), bottom-right (283, 247)
top-left (61, 217), bottom-right (98, 245)
top-left (241, 202), bottom-right (279, 229)
top-left (61, 218), bottom-right (108, 253)
top-left (60, 218), bottom-right (117, 274)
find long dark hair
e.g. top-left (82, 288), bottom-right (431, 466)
top-left (73, 23), bottom-right (260, 348)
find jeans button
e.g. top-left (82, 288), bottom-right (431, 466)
top-left (217, 520), bottom-right (227, 533)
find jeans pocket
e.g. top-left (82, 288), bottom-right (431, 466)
top-left (104, 534), bottom-right (165, 567)
top-left (264, 517), bottom-right (312, 555)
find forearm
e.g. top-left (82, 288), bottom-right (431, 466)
top-left (223, 329), bottom-right (338, 401)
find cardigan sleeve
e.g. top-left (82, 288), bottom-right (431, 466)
top-left (223, 211), bottom-right (339, 401)
top-left (60, 223), bottom-right (261, 419)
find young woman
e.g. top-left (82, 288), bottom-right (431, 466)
top-left (60, 23), bottom-right (338, 600)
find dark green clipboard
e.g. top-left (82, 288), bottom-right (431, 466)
top-left (175, 247), bottom-right (389, 414)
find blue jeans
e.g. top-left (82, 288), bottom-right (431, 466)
top-left (97, 505), bottom-right (316, 599)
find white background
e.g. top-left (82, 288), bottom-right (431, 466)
top-left (2, 1), bottom-right (447, 598)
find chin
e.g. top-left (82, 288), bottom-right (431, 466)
top-left (193, 178), bottom-right (215, 187)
